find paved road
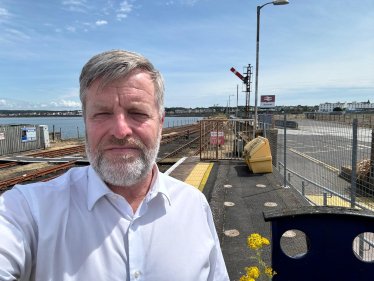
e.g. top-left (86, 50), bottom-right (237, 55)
top-left (274, 119), bottom-right (373, 207)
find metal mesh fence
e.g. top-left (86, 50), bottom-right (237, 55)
top-left (200, 119), bottom-right (254, 160)
top-left (273, 113), bottom-right (374, 261)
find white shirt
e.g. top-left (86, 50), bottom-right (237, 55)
top-left (0, 165), bottom-right (229, 281)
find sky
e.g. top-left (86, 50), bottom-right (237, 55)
top-left (0, 0), bottom-right (373, 111)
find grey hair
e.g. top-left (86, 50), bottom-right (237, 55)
top-left (79, 49), bottom-right (165, 121)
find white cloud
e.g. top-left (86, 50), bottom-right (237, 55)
top-left (66, 25), bottom-right (76, 32)
top-left (118, 1), bottom-right (133, 13)
top-left (5, 28), bottom-right (30, 40)
top-left (50, 100), bottom-right (81, 108)
top-left (59, 99), bottom-right (81, 107)
top-left (62, 0), bottom-right (90, 13)
top-left (55, 28), bottom-right (62, 33)
top-left (62, 0), bottom-right (86, 5)
top-left (166, 1), bottom-right (174, 5)
top-left (41, 104), bottom-right (47, 107)
top-left (117, 14), bottom-right (127, 20)
top-left (0, 99), bottom-right (6, 106)
top-left (0, 8), bottom-right (10, 16)
top-left (181, 0), bottom-right (198, 6)
top-left (96, 20), bottom-right (107, 26)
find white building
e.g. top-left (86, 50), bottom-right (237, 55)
top-left (319, 100), bottom-right (374, 112)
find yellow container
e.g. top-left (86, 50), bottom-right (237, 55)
top-left (244, 136), bottom-right (273, 174)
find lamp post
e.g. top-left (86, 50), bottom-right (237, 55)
top-left (254, 0), bottom-right (289, 135)
top-left (229, 94), bottom-right (235, 117)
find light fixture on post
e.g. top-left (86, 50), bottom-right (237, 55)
top-left (254, 0), bottom-right (289, 138)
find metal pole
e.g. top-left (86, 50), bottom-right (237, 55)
top-left (283, 114), bottom-right (287, 188)
top-left (302, 181), bottom-right (305, 196)
top-left (229, 97), bottom-right (230, 116)
top-left (351, 118), bottom-right (358, 208)
top-left (236, 85), bottom-right (238, 118)
top-left (323, 192), bottom-right (327, 206)
top-left (254, 5), bottom-right (260, 136)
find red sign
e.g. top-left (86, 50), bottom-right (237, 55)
top-left (261, 95), bottom-right (275, 102)
top-left (210, 131), bottom-right (224, 145)
top-left (260, 95), bottom-right (275, 109)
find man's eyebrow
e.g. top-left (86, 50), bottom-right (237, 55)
top-left (129, 104), bottom-right (151, 111)
top-left (90, 104), bottom-right (113, 111)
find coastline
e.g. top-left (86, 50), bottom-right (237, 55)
top-left (1, 114), bottom-right (210, 118)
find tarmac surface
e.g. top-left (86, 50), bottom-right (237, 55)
top-left (166, 156), bottom-right (309, 281)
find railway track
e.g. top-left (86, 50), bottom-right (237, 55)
top-left (26, 145), bottom-right (86, 158)
top-left (0, 162), bottom-right (18, 169)
top-left (158, 128), bottom-right (211, 162)
top-left (0, 161), bottom-right (77, 190)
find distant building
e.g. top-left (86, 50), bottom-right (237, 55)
top-left (319, 100), bottom-right (374, 112)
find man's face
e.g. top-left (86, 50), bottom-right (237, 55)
top-left (85, 70), bottom-right (164, 187)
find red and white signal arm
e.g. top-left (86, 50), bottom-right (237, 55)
top-left (260, 95), bottom-right (275, 109)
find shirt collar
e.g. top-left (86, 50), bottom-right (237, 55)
top-left (146, 165), bottom-right (171, 206)
top-left (87, 164), bottom-right (171, 212)
top-left (87, 166), bottom-right (113, 211)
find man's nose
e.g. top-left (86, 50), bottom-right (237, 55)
top-left (111, 113), bottom-right (132, 139)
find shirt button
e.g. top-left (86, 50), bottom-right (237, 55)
top-left (112, 195), bottom-right (118, 200)
top-left (134, 270), bottom-right (140, 278)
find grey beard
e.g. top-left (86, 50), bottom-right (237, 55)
top-left (86, 136), bottom-right (160, 187)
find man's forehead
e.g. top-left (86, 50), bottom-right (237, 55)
top-left (93, 70), bottom-right (153, 89)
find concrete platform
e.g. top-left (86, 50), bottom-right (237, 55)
top-left (165, 156), bottom-right (308, 281)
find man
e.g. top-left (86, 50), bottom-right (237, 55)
top-left (0, 50), bottom-right (229, 280)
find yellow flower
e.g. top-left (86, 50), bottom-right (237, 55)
top-left (264, 267), bottom-right (277, 278)
top-left (262, 237), bottom-right (270, 245)
top-left (246, 267), bottom-right (260, 278)
top-left (239, 276), bottom-right (255, 281)
top-left (247, 233), bottom-right (270, 250)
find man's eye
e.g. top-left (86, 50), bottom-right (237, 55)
top-left (132, 112), bottom-right (148, 118)
top-left (94, 113), bottom-right (110, 118)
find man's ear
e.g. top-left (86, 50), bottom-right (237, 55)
top-left (159, 112), bottom-right (165, 136)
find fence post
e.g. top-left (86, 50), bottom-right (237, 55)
top-left (302, 181), bottom-right (305, 196)
top-left (77, 127), bottom-right (79, 138)
top-left (323, 192), bottom-right (327, 206)
top-left (351, 118), bottom-right (358, 208)
top-left (53, 125), bottom-right (55, 141)
top-left (369, 128), bottom-right (374, 194)
top-left (283, 114), bottom-right (287, 188)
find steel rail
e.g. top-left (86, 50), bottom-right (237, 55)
top-left (160, 129), bottom-right (199, 145)
top-left (0, 161), bottom-right (77, 189)
top-left (157, 136), bottom-right (200, 163)
top-left (162, 124), bottom-right (199, 135)
top-left (0, 162), bottom-right (18, 169)
top-left (26, 145), bottom-right (86, 158)
top-left (159, 129), bottom-right (212, 162)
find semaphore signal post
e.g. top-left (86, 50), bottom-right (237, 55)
top-left (230, 64), bottom-right (253, 119)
